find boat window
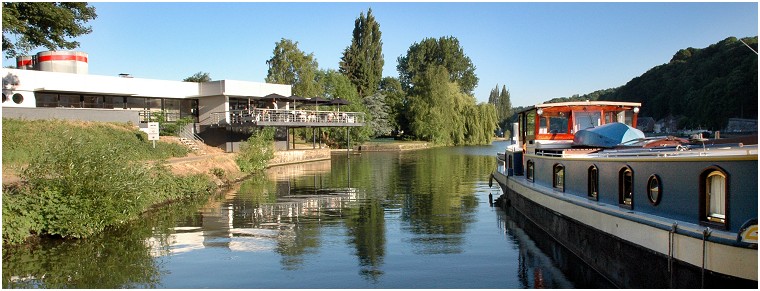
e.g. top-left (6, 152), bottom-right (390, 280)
top-left (618, 166), bottom-right (633, 208)
top-left (553, 164), bottom-right (565, 191)
top-left (526, 111), bottom-right (536, 137)
top-left (700, 167), bottom-right (728, 227)
top-left (538, 112), bottom-right (569, 134)
top-left (588, 165), bottom-right (599, 200)
top-left (573, 111), bottom-right (601, 132)
top-left (526, 160), bottom-right (534, 182)
top-left (647, 175), bottom-right (662, 205)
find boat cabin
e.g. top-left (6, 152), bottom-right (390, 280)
top-left (516, 101), bottom-right (641, 151)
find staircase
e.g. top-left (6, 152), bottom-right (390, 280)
top-left (179, 125), bottom-right (206, 155)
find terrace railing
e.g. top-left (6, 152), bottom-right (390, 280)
top-left (210, 108), bottom-right (365, 127)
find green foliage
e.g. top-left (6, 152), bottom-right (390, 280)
top-left (149, 110), bottom-right (195, 136)
top-left (488, 84), bottom-right (513, 132)
top-left (405, 66), bottom-right (497, 145)
top-left (265, 38), bottom-right (322, 97)
top-left (183, 71), bottom-right (211, 82)
top-left (544, 36), bottom-right (757, 130)
top-left (210, 167), bottom-right (226, 180)
top-left (397, 36), bottom-right (479, 95)
top-left (378, 77), bottom-right (406, 135)
top-left (2, 2), bottom-right (97, 58)
top-left (2, 119), bottom-right (188, 167)
top-left (364, 92), bottom-right (393, 137)
top-left (316, 70), bottom-right (372, 148)
top-left (2, 135), bottom-right (215, 244)
top-left (236, 128), bottom-right (275, 173)
top-left (339, 8), bottom-right (384, 97)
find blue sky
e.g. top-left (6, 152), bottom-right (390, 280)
top-left (3, 2), bottom-right (757, 106)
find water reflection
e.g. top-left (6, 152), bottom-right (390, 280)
top-left (4, 142), bottom-right (600, 288)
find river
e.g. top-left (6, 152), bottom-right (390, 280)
top-left (3, 141), bottom-right (607, 288)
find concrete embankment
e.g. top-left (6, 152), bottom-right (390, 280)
top-left (354, 141), bottom-right (430, 152)
top-left (164, 148), bottom-right (332, 186)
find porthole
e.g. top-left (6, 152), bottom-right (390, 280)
top-left (2, 93), bottom-right (7, 103)
top-left (647, 175), bottom-right (662, 205)
top-left (12, 93), bottom-right (24, 104)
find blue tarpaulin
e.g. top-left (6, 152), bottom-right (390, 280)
top-left (572, 122), bottom-right (645, 148)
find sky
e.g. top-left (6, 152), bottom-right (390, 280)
top-left (3, 1), bottom-right (757, 107)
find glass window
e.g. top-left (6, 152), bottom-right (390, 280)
top-left (146, 98), bottom-right (162, 111)
top-left (526, 160), bottom-right (534, 182)
top-left (647, 175), bottom-right (662, 205)
top-left (619, 167), bottom-right (633, 208)
top-left (126, 97), bottom-right (145, 110)
top-left (36, 93), bottom-right (58, 107)
top-left (588, 165), bottom-right (599, 200)
top-left (573, 111), bottom-right (601, 132)
top-left (526, 111), bottom-right (535, 137)
top-left (112, 96), bottom-right (126, 109)
top-left (83, 95), bottom-right (103, 108)
top-left (180, 99), bottom-right (198, 122)
top-left (164, 99), bottom-right (181, 122)
top-left (705, 171), bottom-right (727, 224)
top-left (553, 164), bottom-right (565, 191)
top-left (59, 94), bottom-right (81, 108)
top-left (539, 112), bottom-right (570, 134)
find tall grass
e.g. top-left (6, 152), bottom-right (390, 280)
top-left (2, 119), bottom-right (214, 245)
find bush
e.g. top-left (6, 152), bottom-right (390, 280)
top-left (2, 135), bottom-right (216, 244)
top-left (236, 128), bottom-right (275, 173)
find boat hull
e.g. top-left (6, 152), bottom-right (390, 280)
top-left (493, 170), bottom-right (758, 288)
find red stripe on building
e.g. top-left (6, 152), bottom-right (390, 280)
top-left (16, 60), bottom-right (33, 66)
top-left (37, 54), bottom-right (88, 63)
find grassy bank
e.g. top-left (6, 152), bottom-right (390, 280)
top-left (2, 119), bottom-right (216, 246)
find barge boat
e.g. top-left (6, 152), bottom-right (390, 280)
top-left (491, 101), bottom-right (757, 288)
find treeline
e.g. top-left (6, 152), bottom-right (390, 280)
top-left (544, 36), bottom-right (758, 130)
top-left (260, 9), bottom-right (498, 146)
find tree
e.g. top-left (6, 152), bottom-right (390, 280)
top-left (265, 38), bottom-right (321, 97)
top-left (497, 85), bottom-right (512, 130)
top-left (339, 8), bottom-right (384, 98)
top-left (183, 71), bottom-right (211, 83)
top-left (2, 2), bottom-right (97, 59)
top-left (316, 69), bottom-right (371, 148)
top-left (397, 36), bottom-right (478, 95)
top-left (378, 77), bottom-right (406, 135)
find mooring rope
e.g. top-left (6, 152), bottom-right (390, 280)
top-left (668, 222), bottom-right (678, 288)
top-left (701, 227), bottom-right (712, 288)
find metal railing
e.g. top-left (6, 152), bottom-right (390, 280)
top-left (211, 109), bottom-right (365, 126)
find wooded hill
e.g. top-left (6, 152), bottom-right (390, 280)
top-left (545, 36), bottom-right (758, 130)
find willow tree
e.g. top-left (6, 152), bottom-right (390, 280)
top-left (339, 8), bottom-right (384, 98)
top-left (265, 38), bottom-right (322, 97)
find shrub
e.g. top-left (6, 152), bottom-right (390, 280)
top-left (236, 128), bottom-right (275, 173)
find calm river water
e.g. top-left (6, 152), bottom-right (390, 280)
top-left (3, 141), bottom-right (607, 288)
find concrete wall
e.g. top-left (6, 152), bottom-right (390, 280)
top-left (198, 95), bottom-right (227, 126)
top-left (3, 107), bottom-right (140, 124)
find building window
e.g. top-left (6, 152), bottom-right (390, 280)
top-left (619, 166), bottom-right (633, 208)
top-left (553, 164), bottom-right (565, 191)
top-left (12, 93), bottom-right (24, 104)
top-left (526, 160), bottom-right (534, 182)
top-left (588, 165), bottom-right (599, 200)
top-left (59, 94), bottom-right (81, 108)
top-left (647, 175), bottom-right (662, 205)
top-left (36, 93), bottom-right (58, 107)
top-left (83, 95), bottom-right (103, 108)
top-left (700, 167), bottom-right (728, 227)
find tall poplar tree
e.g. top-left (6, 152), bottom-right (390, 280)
top-left (339, 8), bottom-right (384, 98)
top-left (497, 85), bottom-right (512, 129)
top-left (265, 38), bottom-right (321, 97)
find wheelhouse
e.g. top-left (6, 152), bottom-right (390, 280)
top-left (516, 101), bottom-right (641, 150)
